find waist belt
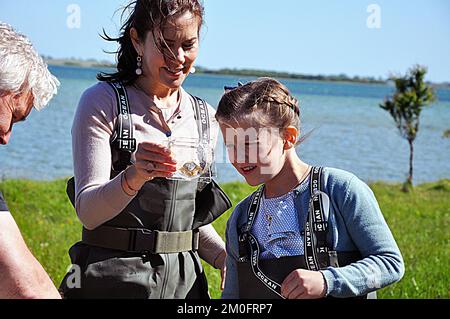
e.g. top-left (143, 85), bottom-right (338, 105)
top-left (82, 226), bottom-right (200, 254)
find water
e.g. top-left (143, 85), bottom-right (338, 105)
top-left (1, 65), bottom-right (449, 184)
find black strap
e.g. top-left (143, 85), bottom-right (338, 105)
top-left (190, 94), bottom-right (212, 175)
top-left (108, 86), bottom-right (210, 172)
top-left (190, 94), bottom-right (210, 146)
top-left (109, 81), bottom-right (137, 171)
top-left (239, 186), bottom-right (285, 298)
top-left (238, 166), bottom-right (330, 297)
top-left (304, 166), bottom-right (329, 271)
top-left (82, 225), bottom-right (200, 254)
top-left (0, 191), bottom-right (8, 211)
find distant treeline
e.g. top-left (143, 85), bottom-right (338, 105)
top-left (195, 66), bottom-right (387, 84)
top-left (42, 56), bottom-right (450, 87)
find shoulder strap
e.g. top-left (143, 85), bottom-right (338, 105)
top-left (190, 95), bottom-right (214, 178)
top-left (108, 89), bottom-right (209, 173)
top-left (0, 191), bottom-right (8, 212)
top-left (190, 94), bottom-right (210, 145)
top-left (108, 81), bottom-right (136, 171)
top-left (238, 186), bottom-right (285, 298)
top-left (304, 166), bottom-right (330, 270)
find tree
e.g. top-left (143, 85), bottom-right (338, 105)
top-left (380, 65), bottom-right (436, 189)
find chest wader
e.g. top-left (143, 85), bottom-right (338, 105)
top-left (237, 167), bottom-right (370, 299)
top-left (60, 82), bottom-right (231, 299)
top-left (0, 191), bottom-right (8, 211)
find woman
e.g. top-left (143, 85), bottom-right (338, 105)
top-left (60, 0), bottom-right (230, 299)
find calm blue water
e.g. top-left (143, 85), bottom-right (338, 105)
top-left (1, 65), bottom-right (449, 184)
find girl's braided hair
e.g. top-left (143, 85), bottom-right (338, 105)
top-left (216, 77), bottom-right (301, 141)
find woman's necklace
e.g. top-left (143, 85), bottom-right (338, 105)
top-left (262, 192), bottom-right (292, 230)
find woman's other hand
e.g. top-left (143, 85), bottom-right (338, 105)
top-left (213, 249), bottom-right (227, 291)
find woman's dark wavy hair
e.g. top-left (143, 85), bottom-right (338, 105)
top-left (97, 0), bottom-right (204, 85)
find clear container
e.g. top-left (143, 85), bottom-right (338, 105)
top-left (165, 137), bottom-right (215, 182)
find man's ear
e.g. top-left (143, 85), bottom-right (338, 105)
top-left (12, 90), bottom-right (27, 102)
top-left (130, 27), bottom-right (143, 56)
top-left (283, 126), bottom-right (299, 150)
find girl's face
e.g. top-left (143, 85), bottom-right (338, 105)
top-left (133, 11), bottom-right (200, 92)
top-left (220, 121), bottom-right (287, 186)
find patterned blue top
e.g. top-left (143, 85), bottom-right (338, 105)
top-left (253, 190), bottom-right (304, 259)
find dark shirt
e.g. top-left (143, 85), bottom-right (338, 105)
top-left (0, 191), bottom-right (8, 211)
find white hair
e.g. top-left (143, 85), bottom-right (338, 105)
top-left (0, 22), bottom-right (60, 110)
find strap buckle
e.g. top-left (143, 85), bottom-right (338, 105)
top-left (129, 228), bottom-right (156, 253)
top-left (129, 229), bottom-right (199, 254)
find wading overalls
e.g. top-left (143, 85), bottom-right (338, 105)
top-left (60, 82), bottom-right (231, 299)
top-left (0, 191), bottom-right (8, 211)
top-left (237, 167), bottom-right (373, 299)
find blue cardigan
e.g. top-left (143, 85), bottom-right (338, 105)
top-left (222, 167), bottom-right (405, 298)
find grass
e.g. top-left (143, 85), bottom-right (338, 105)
top-left (0, 179), bottom-right (448, 299)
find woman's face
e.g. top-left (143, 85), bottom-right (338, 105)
top-left (133, 11), bottom-right (200, 92)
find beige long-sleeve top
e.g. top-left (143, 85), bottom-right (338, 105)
top-left (71, 81), bottom-right (224, 268)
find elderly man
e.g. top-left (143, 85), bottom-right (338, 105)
top-left (0, 22), bottom-right (61, 298)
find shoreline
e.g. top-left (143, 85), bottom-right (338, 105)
top-left (45, 60), bottom-right (450, 88)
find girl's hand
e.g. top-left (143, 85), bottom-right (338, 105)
top-left (126, 142), bottom-right (177, 191)
top-left (281, 269), bottom-right (327, 299)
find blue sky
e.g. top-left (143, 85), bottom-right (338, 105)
top-left (1, 0), bottom-right (449, 82)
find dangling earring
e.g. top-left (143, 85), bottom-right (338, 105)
top-left (136, 55), bottom-right (143, 76)
top-left (190, 66), bottom-right (196, 74)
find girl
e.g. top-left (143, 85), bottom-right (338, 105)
top-left (217, 78), bottom-right (404, 299)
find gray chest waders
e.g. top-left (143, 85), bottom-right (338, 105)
top-left (61, 82), bottom-right (231, 299)
top-left (237, 167), bottom-right (368, 299)
top-left (0, 191), bottom-right (8, 211)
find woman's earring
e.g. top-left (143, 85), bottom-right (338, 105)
top-left (190, 66), bottom-right (196, 74)
top-left (136, 55), bottom-right (143, 76)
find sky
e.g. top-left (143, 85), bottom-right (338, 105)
top-left (0, 0), bottom-right (449, 82)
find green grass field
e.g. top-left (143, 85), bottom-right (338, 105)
top-left (0, 179), bottom-right (448, 299)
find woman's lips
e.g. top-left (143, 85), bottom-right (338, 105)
top-left (163, 67), bottom-right (184, 77)
top-left (240, 165), bottom-right (257, 175)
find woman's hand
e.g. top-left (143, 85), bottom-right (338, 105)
top-left (281, 269), bottom-right (327, 299)
top-left (213, 250), bottom-right (227, 291)
top-left (220, 264), bottom-right (227, 291)
top-left (125, 142), bottom-right (177, 191)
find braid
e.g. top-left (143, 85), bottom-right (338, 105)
top-left (217, 77), bottom-right (301, 135)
